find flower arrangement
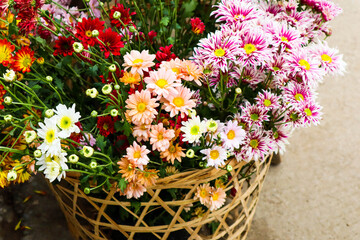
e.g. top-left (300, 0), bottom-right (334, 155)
top-left (0, 0), bottom-right (344, 233)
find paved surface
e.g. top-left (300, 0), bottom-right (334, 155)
top-left (1, 0), bottom-right (358, 239)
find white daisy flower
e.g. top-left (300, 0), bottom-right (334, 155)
top-left (38, 151), bottom-right (68, 182)
top-left (54, 104), bottom-right (81, 138)
top-left (180, 116), bottom-right (206, 143)
top-left (220, 120), bottom-right (246, 150)
top-left (44, 161), bottom-right (61, 182)
top-left (3, 69), bottom-right (16, 82)
top-left (200, 146), bottom-right (227, 169)
top-left (37, 117), bottom-right (61, 156)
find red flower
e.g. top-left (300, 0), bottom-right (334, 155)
top-left (70, 122), bottom-right (83, 147)
top-left (190, 18), bottom-right (205, 34)
top-left (148, 30), bottom-right (157, 44)
top-left (0, 85), bottom-right (6, 110)
top-left (98, 28), bottom-right (124, 58)
top-left (53, 36), bottom-right (75, 57)
top-left (75, 18), bottom-right (105, 46)
top-left (109, 4), bottom-right (136, 29)
top-left (12, 46), bottom-right (35, 73)
top-left (155, 45), bottom-right (177, 68)
top-left (97, 115), bottom-right (117, 137)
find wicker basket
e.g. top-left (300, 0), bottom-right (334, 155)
top-left (48, 155), bottom-right (272, 240)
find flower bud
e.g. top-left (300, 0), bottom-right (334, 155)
top-left (91, 29), bottom-right (99, 37)
top-left (110, 109), bottom-right (118, 117)
top-left (113, 11), bottom-right (121, 19)
top-left (188, 109), bottom-right (196, 118)
top-left (87, 88), bottom-right (98, 98)
top-left (84, 187), bottom-right (91, 194)
top-left (235, 88), bottom-right (242, 95)
top-left (68, 154), bottom-right (79, 164)
top-left (114, 84), bottom-right (120, 90)
top-left (206, 119), bottom-right (218, 132)
top-left (91, 110), bottom-right (98, 117)
top-left (4, 96), bottom-right (12, 105)
top-left (226, 164), bottom-right (233, 172)
top-left (199, 161), bottom-right (204, 167)
top-left (186, 149), bottom-right (195, 158)
top-left (73, 42), bottom-right (84, 53)
top-left (102, 84), bottom-right (112, 95)
top-left (129, 25), bottom-right (136, 33)
top-left (3, 69), bottom-right (16, 83)
top-left (34, 149), bottom-right (42, 158)
top-left (99, 2), bottom-right (104, 6)
top-left (89, 160), bottom-right (97, 169)
top-left (45, 76), bottom-right (53, 82)
top-left (7, 170), bottom-right (17, 181)
top-left (82, 146), bottom-right (94, 158)
top-left (24, 130), bottom-right (37, 144)
top-left (109, 64), bottom-right (116, 72)
top-left (45, 109), bottom-right (54, 118)
top-left (4, 115), bottom-right (13, 122)
top-left (37, 57), bottom-right (45, 64)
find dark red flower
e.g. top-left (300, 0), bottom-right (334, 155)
top-left (17, 10), bottom-right (37, 35)
top-left (98, 28), bottom-right (124, 58)
top-left (190, 17), bottom-right (205, 34)
top-left (0, 85), bottom-right (6, 110)
top-left (155, 45), bottom-right (177, 68)
top-left (75, 18), bottom-right (105, 46)
top-left (69, 122), bottom-right (83, 147)
top-left (109, 4), bottom-right (136, 29)
top-left (97, 115), bottom-right (117, 137)
top-left (148, 30), bottom-right (157, 44)
top-left (53, 36), bottom-right (75, 57)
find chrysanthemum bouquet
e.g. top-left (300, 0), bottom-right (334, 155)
top-left (0, 0), bottom-right (344, 228)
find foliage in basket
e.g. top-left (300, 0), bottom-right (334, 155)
top-left (0, 0), bottom-right (344, 233)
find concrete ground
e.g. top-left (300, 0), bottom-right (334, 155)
top-left (248, 0), bottom-right (360, 239)
top-left (1, 0), bottom-right (358, 239)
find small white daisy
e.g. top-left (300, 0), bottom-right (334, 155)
top-left (220, 120), bottom-right (246, 150)
top-left (200, 146), bottom-right (227, 169)
top-left (180, 116), bottom-right (206, 144)
top-left (54, 104), bottom-right (81, 138)
top-left (37, 117), bottom-right (62, 156)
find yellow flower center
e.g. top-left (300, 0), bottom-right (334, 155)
top-left (85, 30), bottom-right (92, 37)
top-left (168, 145), bottom-right (176, 153)
top-left (214, 48), bottom-right (225, 57)
top-left (264, 99), bottom-right (272, 107)
top-left (212, 192), bottom-right (219, 201)
top-left (45, 156), bottom-right (52, 163)
top-left (59, 116), bottom-right (71, 129)
top-left (321, 54), bottom-right (332, 63)
top-left (133, 59), bottom-right (144, 65)
top-left (304, 108), bottom-right (312, 116)
top-left (137, 102), bottom-right (146, 113)
top-left (210, 150), bottom-right (220, 160)
top-left (249, 139), bottom-right (259, 149)
top-left (299, 59), bottom-right (310, 70)
top-left (173, 97), bottom-right (184, 107)
top-left (281, 36), bottom-right (289, 42)
top-left (134, 151), bottom-right (141, 159)
top-left (0, 45), bottom-right (11, 62)
top-left (172, 68), bottom-right (180, 74)
top-left (22, 56), bottom-right (32, 68)
top-left (294, 93), bottom-right (304, 101)
top-left (233, 14), bottom-right (244, 21)
top-left (273, 132), bottom-right (279, 139)
top-left (227, 130), bottom-right (236, 140)
top-left (244, 43), bottom-right (257, 55)
top-left (250, 113), bottom-right (259, 121)
top-left (156, 79), bottom-right (168, 88)
top-left (273, 66), bottom-right (280, 71)
top-left (103, 123), bottom-right (109, 130)
top-left (200, 189), bottom-right (207, 198)
top-left (157, 133), bottom-right (164, 140)
top-left (45, 129), bottom-right (55, 143)
top-left (190, 125), bottom-right (200, 135)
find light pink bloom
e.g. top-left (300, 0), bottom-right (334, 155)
top-left (200, 146), bottom-right (227, 169)
top-left (126, 142), bottom-right (150, 169)
top-left (133, 124), bottom-right (151, 142)
top-left (125, 90), bottom-right (159, 125)
top-left (149, 123), bottom-right (175, 151)
top-left (123, 50), bottom-right (156, 76)
top-left (208, 187), bottom-right (226, 211)
top-left (164, 86), bottom-right (196, 118)
top-left (144, 68), bottom-right (180, 98)
top-left (220, 120), bottom-right (246, 150)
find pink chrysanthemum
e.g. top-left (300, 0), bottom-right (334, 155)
top-left (195, 183), bottom-right (211, 205)
top-left (123, 182), bottom-right (146, 199)
top-left (241, 130), bottom-right (272, 162)
top-left (149, 123), bottom-right (175, 151)
top-left (200, 146), bottom-right (227, 169)
top-left (240, 102), bottom-right (270, 127)
top-left (123, 50), bottom-right (156, 76)
top-left (269, 125), bottom-right (291, 154)
top-left (272, 24), bottom-right (303, 50)
top-left (255, 90), bottom-right (280, 110)
top-left (237, 28), bottom-right (272, 67)
top-left (212, 1), bottom-right (259, 24)
top-left (163, 86), bottom-right (196, 118)
top-left (208, 187), bottom-right (226, 211)
top-left (283, 82), bottom-right (315, 106)
top-left (125, 142), bottom-right (150, 169)
top-left (220, 120), bottom-right (246, 150)
top-left (298, 101), bottom-right (322, 126)
top-left (133, 124), bottom-right (150, 142)
top-left (179, 60), bottom-right (203, 86)
top-left (144, 68), bottom-right (180, 98)
top-left (230, 66), bottom-right (266, 89)
top-left (159, 58), bottom-right (183, 78)
top-left (193, 30), bottom-right (241, 72)
top-left (125, 90), bottom-right (159, 125)
top-left (317, 1), bottom-right (342, 21)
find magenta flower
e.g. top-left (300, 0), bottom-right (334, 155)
top-left (212, 1), bottom-right (260, 24)
top-left (240, 102), bottom-right (270, 127)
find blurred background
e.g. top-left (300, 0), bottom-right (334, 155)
top-left (1, 0), bottom-right (359, 239)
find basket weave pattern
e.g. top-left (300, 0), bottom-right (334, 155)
top-left (48, 155), bottom-right (272, 240)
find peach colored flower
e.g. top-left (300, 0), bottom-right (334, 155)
top-left (137, 168), bottom-right (159, 187)
top-left (164, 86), bottom-right (196, 118)
top-left (120, 71), bottom-right (141, 88)
top-left (160, 143), bottom-right (185, 164)
top-left (125, 142), bottom-right (150, 169)
top-left (133, 124), bottom-right (150, 142)
top-left (208, 187), bottom-right (226, 211)
top-left (144, 68), bottom-right (181, 98)
top-left (117, 157), bottom-right (137, 182)
top-left (180, 60), bottom-right (203, 86)
top-left (195, 183), bottom-right (211, 205)
top-left (123, 181), bottom-right (147, 199)
top-left (149, 123), bottom-right (175, 151)
top-left (159, 58), bottom-right (183, 78)
top-left (125, 90), bottom-right (159, 125)
top-left (122, 50), bottom-right (155, 76)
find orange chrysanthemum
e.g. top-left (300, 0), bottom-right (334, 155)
top-left (12, 46), bottom-right (35, 73)
top-left (117, 157), bottom-right (137, 182)
top-left (120, 71), bottom-right (141, 88)
top-left (137, 168), bottom-right (159, 188)
top-left (0, 38), bottom-right (15, 66)
top-left (160, 143), bottom-right (185, 164)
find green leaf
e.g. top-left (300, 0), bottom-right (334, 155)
top-left (160, 17), bottom-right (170, 26)
top-left (119, 121), bottom-right (132, 136)
top-left (86, 65), bottom-right (99, 77)
top-left (96, 135), bottom-right (107, 150)
top-left (54, 78), bottom-right (64, 91)
top-left (118, 178), bottom-right (127, 192)
top-left (181, 0), bottom-right (198, 18)
top-left (131, 201), bottom-right (141, 214)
